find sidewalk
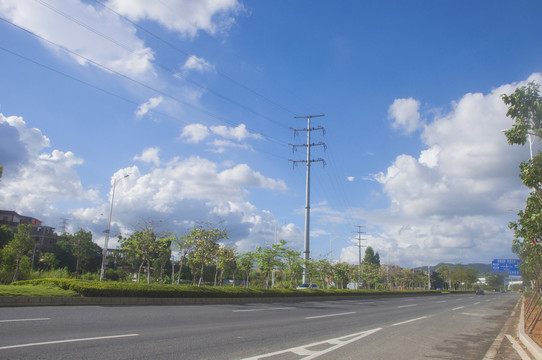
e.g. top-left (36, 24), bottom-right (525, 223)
top-left (487, 297), bottom-right (542, 360)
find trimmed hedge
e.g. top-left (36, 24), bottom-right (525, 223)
top-left (11, 279), bottom-right (453, 298)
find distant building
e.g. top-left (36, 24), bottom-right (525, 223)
top-left (0, 210), bottom-right (62, 260)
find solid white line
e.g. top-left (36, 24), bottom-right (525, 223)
top-left (452, 306), bottom-right (465, 311)
top-left (0, 318), bottom-right (50, 323)
top-left (397, 304), bottom-right (417, 308)
top-left (0, 334), bottom-right (139, 350)
top-left (391, 316), bottom-right (427, 326)
top-left (305, 311), bottom-right (356, 320)
top-left (233, 307), bottom-right (295, 312)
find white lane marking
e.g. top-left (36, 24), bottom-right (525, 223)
top-left (436, 300), bottom-right (446, 303)
top-left (0, 334), bottom-right (139, 350)
top-left (397, 304), bottom-right (417, 309)
top-left (233, 307), bottom-right (295, 312)
top-left (0, 318), bottom-right (50, 323)
top-left (357, 301), bottom-right (375, 305)
top-left (474, 302), bottom-right (481, 305)
top-left (391, 316), bottom-right (428, 326)
top-left (305, 311), bottom-right (356, 320)
top-left (240, 327), bottom-right (382, 360)
top-left (452, 306), bottom-right (465, 311)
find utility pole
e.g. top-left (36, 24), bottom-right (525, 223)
top-left (289, 114), bottom-right (326, 284)
top-left (60, 218), bottom-right (69, 234)
top-left (354, 225), bottom-right (366, 289)
top-left (427, 265), bottom-right (431, 290)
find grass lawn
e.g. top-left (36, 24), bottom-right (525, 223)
top-left (0, 284), bottom-right (78, 297)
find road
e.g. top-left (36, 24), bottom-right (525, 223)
top-left (0, 292), bottom-right (521, 359)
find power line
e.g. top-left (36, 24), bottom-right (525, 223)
top-left (0, 44), bottom-right (289, 162)
top-left (32, 0), bottom-right (292, 130)
top-left (0, 16), bottom-right (290, 150)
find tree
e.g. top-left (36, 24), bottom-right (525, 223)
top-left (283, 249), bottom-right (302, 287)
top-left (436, 265), bottom-right (452, 290)
top-left (237, 251), bottom-right (255, 287)
top-left (215, 245), bottom-right (237, 286)
top-left (173, 234), bottom-right (194, 284)
top-left (8, 224), bottom-right (34, 282)
top-left (254, 240), bottom-right (286, 288)
top-left (332, 262), bottom-right (352, 289)
top-left (62, 229), bottom-right (101, 278)
top-left (502, 81), bottom-right (542, 290)
top-left (39, 252), bottom-right (58, 271)
top-left (361, 246), bottom-right (382, 289)
top-left (0, 225), bottom-right (13, 249)
top-left (184, 223), bottom-right (227, 287)
top-left (120, 227), bottom-right (162, 284)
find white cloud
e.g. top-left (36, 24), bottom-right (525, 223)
top-left (359, 74), bottom-right (542, 266)
top-left (180, 123), bottom-right (262, 152)
top-left (210, 124), bottom-right (262, 141)
top-left (133, 147), bottom-right (160, 166)
top-left (107, 0), bottom-right (242, 38)
top-left (0, 0), bottom-right (156, 79)
top-left (347, 176), bottom-right (354, 182)
top-left (180, 123), bottom-right (210, 143)
top-left (1, 113), bottom-right (291, 250)
top-left (0, 114), bottom-right (100, 217)
top-left (388, 98), bottom-right (422, 134)
top-left (136, 96), bottom-right (163, 118)
top-left (72, 157), bottom-right (288, 248)
top-left (182, 55), bottom-right (215, 73)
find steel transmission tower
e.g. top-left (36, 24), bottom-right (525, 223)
top-left (354, 225), bottom-right (367, 289)
top-left (289, 114), bottom-right (326, 284)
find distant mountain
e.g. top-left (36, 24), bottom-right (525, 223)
top-left (421, 263), bottom-right (493, 274)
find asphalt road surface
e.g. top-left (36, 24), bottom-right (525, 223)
top-left (0, 292), bottom-right (521, 359)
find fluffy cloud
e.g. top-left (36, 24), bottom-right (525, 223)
top-left (358, 74), bottom-right (542, 266)
top-left (182, 55), bottom-right (215, 73)
top-left (180, 123), bottom-right (210, 143)
top-left (136, 96), bottom-right (163, 118)
top-left (0, 112), bottom-right (292, 250)
top-left (0, 0), bottom-right (241, 80)
top-left (133, 147), bottom-right (160, 166)
top-left (0, 114), bottom-right (99, 216)
top-left (180, 123), bottom-right (262, 152)
top-left (70, 157), bottom-right (288, 248)
top-left (107, 0), bottom-right (241, 38)
top-left (0, 0), bottom-right (156, 79)
top-left (388, 98), bottom-right (422, 134)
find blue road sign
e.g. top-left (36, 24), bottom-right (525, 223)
top-left (492, 259), bottom-right (520, 273)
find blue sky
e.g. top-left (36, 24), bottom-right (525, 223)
top-left (1, 0), bottom-right (541, 267)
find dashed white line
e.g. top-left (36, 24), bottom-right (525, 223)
top-left (397, 304), bottom-right (417, 309)
top-left (0, 334), bottom-right (139, 350)
top-left (391, 316), bottom-right (428, 326)
top-left (0, 318), bottom-right (50, 323)
top-left (452, 306), bottom-right (465, 311)
top-left (233, 307), bottom-right (295, 312)
top-left (436, 300), bottom-right (446, 303)
top-left (305, 312), bottom-right (356, 320)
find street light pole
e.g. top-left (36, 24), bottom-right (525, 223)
top-left (99, 174), bottom-right (129, 281)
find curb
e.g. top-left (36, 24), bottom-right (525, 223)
top-left (519, 298), bottom-right (542, 360)
top-left (0, 292), bottom-right (443, 307)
